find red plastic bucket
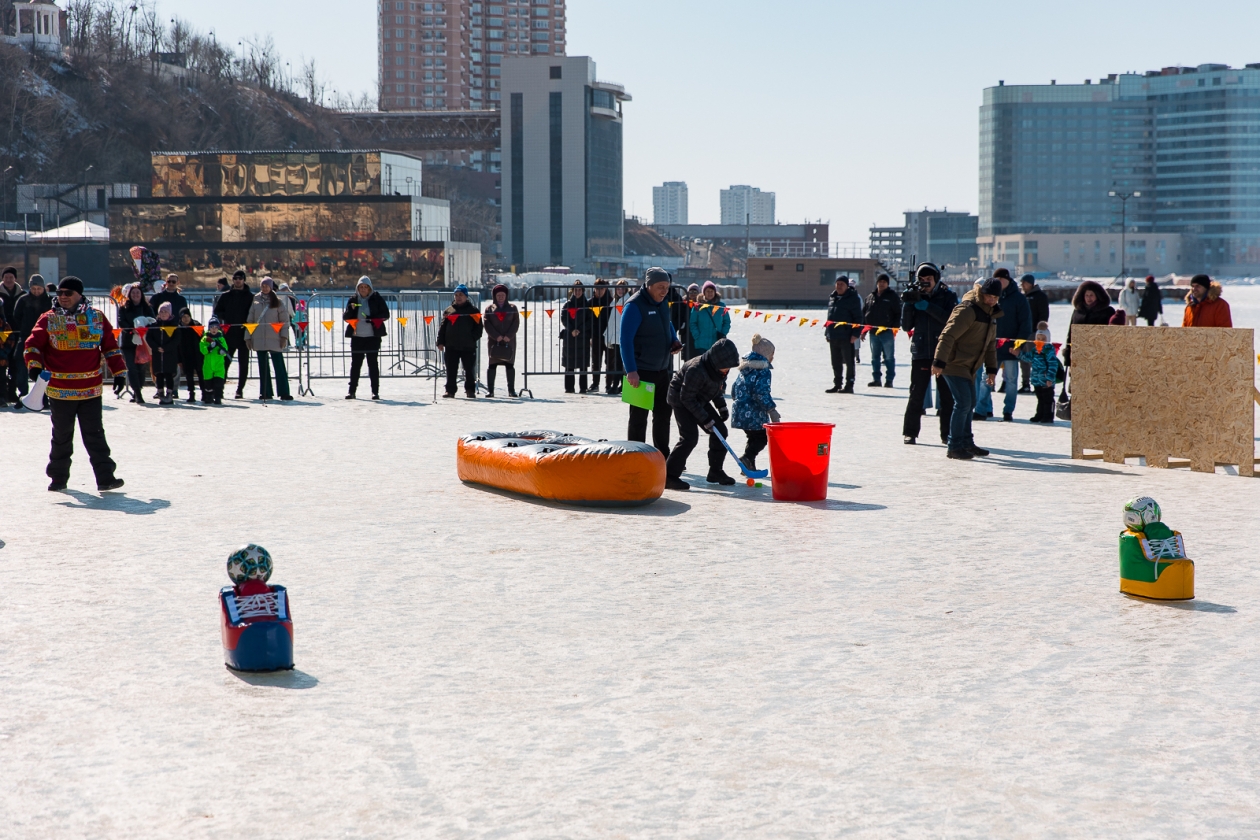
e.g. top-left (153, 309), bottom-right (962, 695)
top-left (765, 422), bottom-right (834, 501)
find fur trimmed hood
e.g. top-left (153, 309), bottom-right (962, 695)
top-left (1186, 281), bottom-right (1223, 304)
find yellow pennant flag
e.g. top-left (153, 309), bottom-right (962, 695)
top-left (876, 327), bottom-right (886, 334)
top-left (763, 313), bottom-right (771, 323)
top-left (0, 331), bottom-right (9, 341)
top-left (798, 318), bottom-right (808, 328)
top-left (244, 323), bottom-right (259, 335)
top-left (322, 320), bottom-right (334, 331)
top-left (522, 310), bottom-right (532, 319)
top-left (397, 317), bottom-right (409, 327)
top-left (591, 306), bottom-right (602, 317)
top-left (162, 326), bottom-right (176, 337)
top-left (1014, 339), bottom-right (1026, 349)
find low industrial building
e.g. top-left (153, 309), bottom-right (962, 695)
top-left (746, 256), bottom-right (886, 305)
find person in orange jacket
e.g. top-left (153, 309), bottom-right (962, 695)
top-left (1182, 274), bottom-right (1232, 328)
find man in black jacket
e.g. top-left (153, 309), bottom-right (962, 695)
top-left (825, 275), bottom-right (862, 393)
top-left (436, 284), bottom-right (483, 398)
top-left (0, 266), bottom-right (23, 401)
top-left (900, 263), bottom-right (959, 444)
top-left (664, 337), bottom-right (741, 490)
top-left (11, 275), bottom-right (51, 401)
top-left (211, 270), bottom-right (254, 399)
top-left (862, 273), bottom-right (901, 387)
top-left (1019, 275), bottom-right (1049, 392)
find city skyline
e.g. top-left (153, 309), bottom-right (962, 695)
top-left (155, 0), bottom-right (1260, 245)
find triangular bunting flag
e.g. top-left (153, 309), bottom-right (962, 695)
top-left (371, 318), bottom-right (385, 328)
top-left (496, 312), bottom-right (505, 321)
top-left (112, 329), bottom-right (122, 339)
top-left (799, 318), bottom-right (808, 328)
top-left (522, 310), bottom-right (532, 319)
top-left (776, 314), bottom-right (784, 322)
top-left (471, 313), bottom-right (482, 323)
top-left (825, 321), bottom-right (834, 327)
top-left (743, 311), bottom-right (752, 319)
top-left (545, 309), bottom-right (555, 318)
top-left (397, 317), bottom-right (409, 327)
top-left (322, 320), bottom-right (334, 331)
top-left (270, 323), bottom-right (283, 333)
top-left (810, 319), bottom-right (819, 327)
top-left (763, 314), bottom-right (771, 323)
top-left (592, 306), bottom-right (602, 317)
top-left (1034, 340), bottom-right (1045, 352)
top-left (135, 327), bottom-right (148, 339)
top-left (861, 326), bottom-right (873, 336)
top-left (192, 325), bottom-right (204, 337)
top-left (243, 324), bottom-right (258, 335)
top-left (446, 315), bottom-right (458, 324)
top-left (616, 305), bottom-right (624, 314)
top-left (566, 308), bottom-right (576, 319)
top-left (876, 327), bottom-right (886, 334)
top-left (424, 315), bottom-right (434, 324)
top-left (161, 326), bottom-right (176, 337)
top-left (787, 316), bottom-right (796, 323)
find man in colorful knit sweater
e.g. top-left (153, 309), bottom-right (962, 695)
top-left (24, 277), bottom-right (127, 492)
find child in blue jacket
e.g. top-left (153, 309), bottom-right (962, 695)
top-left (731, 334), bottom-right (780, 471)
top-left (1027, 320), bottom-right (1060, 423)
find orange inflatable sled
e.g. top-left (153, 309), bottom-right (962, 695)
top-left (458, 430), bottom-right (665, 506)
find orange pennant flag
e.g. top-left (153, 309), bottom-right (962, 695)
top-left (776, 314), bottom-right (784, 322)
top-left (471, 313), bottom-right (482, 323)
top-left (545, 309), bottom-right (555, 318)
top-left (112, 329), bottom-right (122, 339)
top-left (424, 315), bottom-right (435, 324)
top-left (810, 319), bottom-right (819, 327)
top-left (743, 310), bottom-right (752, 319)
top-left (592, 306), bottom-right (602, 317)
top-left (162, 326), bottom-right (176, 337)
top-left (616, 305), bottom-right (624, 314)
top-left (397, 317), bottom-right (409, 327)
top-left (243, 323), bottom-right (258, 335)
top-left (1034, 340), bottom-right (1045, 352)
top-left (192, 325), bottom-right (205, 336)
top-left (322, 320), bottom-right (334, 331)
top-left (270, 322), bottom-right (283, 333)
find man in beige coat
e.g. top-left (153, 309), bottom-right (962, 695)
top-left (932, 278), bottom-right (1001, 460)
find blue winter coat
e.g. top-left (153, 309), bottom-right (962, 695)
top-left (731, 352), bottom-right (776, 431)
top-left (1028, 341), bottom-right (1060, 387)
top-left (688, 298), bottom-right (731, 353)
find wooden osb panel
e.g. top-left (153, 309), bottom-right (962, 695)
top-left (1071, 325), bottom-right (1255, 476)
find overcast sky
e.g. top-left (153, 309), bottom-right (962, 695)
top-left (160, 0), bottom-right (1260, 244)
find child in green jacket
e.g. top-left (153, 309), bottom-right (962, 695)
top-left (200, 317), bottom-right (230, 404)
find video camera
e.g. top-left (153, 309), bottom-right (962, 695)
top-left (900, 259), bottom-right (940, 304)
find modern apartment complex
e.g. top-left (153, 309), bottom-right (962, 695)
top-left (868, 210), bottom-right (978, 267)
top-left (378, 0), bottom-right (567, 112)
top-left (720, 185), bottom-right (775, 226)
top-left (979, 63), bottom-right (1260, 274)
top-left (652, 181), bottom-right (688, 225)
top-left (500, 56), bottom-right (630, 273)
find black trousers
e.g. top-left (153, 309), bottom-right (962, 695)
top-left (223, 328), bottom-right (251, 393)
top-left (830, 338), bottom-right (855, 388)
top-left (604, 346), bottom-right (623, 393)
top-left (444, 347), bottom-right (476, 395)
top-left (589, 334), bottom-right (606, 389)
top-left (205, 377), bottom-right (226, 402)
top-left (1032, 385), bottom-right (1055, 421)
top-left (562, 338), bottom-right (589, 393)
top-left (486, 363), bottom-right (515, 393)
top-left (48, 397), bottom-right (116, 484)
top-left (350, 352), bottom-right (380, 395)
top-left (742, 429), bottom-right (768, 462)
top-left (182, 362), bottom-right (204, 396)
top-left (627, 367), bottom-right (673, 457)
top-left (8, 344), bottom-right (26, 398)
top-left (666, 407), bottom-right (727, 479)
top-left (903, 358), bottom-right (954, 441)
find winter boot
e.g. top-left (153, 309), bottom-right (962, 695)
top-left (665, 477), bottom-right (691, 491)
top-left (706, 470), bottom-right (736, 486)
top-left (739, 455), bottom-right (757, 472)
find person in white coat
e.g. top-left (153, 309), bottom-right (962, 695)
top-left (1118, 278), bottom-right (1141, 326)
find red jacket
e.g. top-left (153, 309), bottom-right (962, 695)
top-left (24, 304), bottom-right (126, 400)
top-left (1182, 283), bottom-right (1232, 328)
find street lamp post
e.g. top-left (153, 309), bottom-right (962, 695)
top-left (1108, 188), bottom-right (1141, 281)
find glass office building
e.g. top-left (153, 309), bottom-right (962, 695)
top-left (980, 64), bottom-right (1260, 273)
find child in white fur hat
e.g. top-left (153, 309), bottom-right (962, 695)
top-left (730, 334), bottom-right (780, 471)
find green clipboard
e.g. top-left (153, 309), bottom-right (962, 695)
top-left (621, 379), bottom-right (656, 410)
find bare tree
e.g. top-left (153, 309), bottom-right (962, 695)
top-left (300, 57), bottom-right (324, 108)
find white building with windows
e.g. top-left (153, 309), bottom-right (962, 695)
top-left (3, 1), bottom-right (65, 55)
top-left (652, 181), bottom-right (688, 226)
top-left (977, 232), bottom-right (1187, 277)
top-left (720, 185), bottom-right (775, 226)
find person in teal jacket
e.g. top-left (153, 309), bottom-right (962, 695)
top-left (199, 317), bottom-right (230, 404)
top-left (688, 281), bottom-right (731, 354)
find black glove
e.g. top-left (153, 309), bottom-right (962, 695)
top-left (717, 406), bottom-right (729, 422)
top-left (28, 367), bottom-right (42, 382)
top-left (113, 375), bottom-right (126, 390)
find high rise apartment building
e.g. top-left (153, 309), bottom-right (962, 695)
top-left (501, 56), bottom-right (630, 273)
top-left (720, 185), bottom-right (775, 226)
top-left (378, 0), bottom-right (566, 113)
top-left (980, 63), bottom-right (1260, 273)
top-left (652, 181), bottom-right (688, 225)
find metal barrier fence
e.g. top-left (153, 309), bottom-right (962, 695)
top-left (520, 283), bottom-right (672, 398)
top-left (298, 289), bottom-right (482, 397)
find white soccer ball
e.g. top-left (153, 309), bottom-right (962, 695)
top-left (226, 543), bottom-right (273, 584)
top-left (1122, 496), bottom-right (1161, 532)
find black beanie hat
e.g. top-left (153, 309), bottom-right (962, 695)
top-left (980, 278), bottom-right (1003, 296)
top-left (1190, 274), bottom-right (1210, 289)
top-left (58, 276), bottom-right (85, 295)
top-left (1020, 274), bottom-right (1035, 285)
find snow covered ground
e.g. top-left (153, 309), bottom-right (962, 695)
top-left (2, 288), bottom-right (1259, 838)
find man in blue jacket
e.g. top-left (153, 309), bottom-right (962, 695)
top-left (975, 269), bottom-right (1032, 422)
top-left (620, 267), bottom-right (682, 456)
top-left (900, 263), bottom-right (958, 445)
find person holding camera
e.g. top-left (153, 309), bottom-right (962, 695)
top-left (900, 263), bottom-right (958, 445)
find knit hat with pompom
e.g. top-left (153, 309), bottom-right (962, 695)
top-left (751, 333), bottom-right (775, 361)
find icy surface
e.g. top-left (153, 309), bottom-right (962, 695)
top-left (2, 289), bottom-right (1259, 838)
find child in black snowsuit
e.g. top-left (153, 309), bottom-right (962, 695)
top-left (664, 337), bottom-right (741, 490)
top-left (177, 307), bottom-right (204, 403)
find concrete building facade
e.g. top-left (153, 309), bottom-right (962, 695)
top-left (904, 210), bottom-right (978, 267)
top-left (977, 232), bottom-right (1187, 277)
top-left (720, 185), bottom-right (775, 226)
top-left (500, 56), bottom-right (630, 274)
top-left (980, 63), bottom-right (1260, 274)
top-left (652, 181), bottom-right (688, 226)
top-left (378, 0), bottom-right (567, 114)
top-left (746, 256), bottom-right (883, 305)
